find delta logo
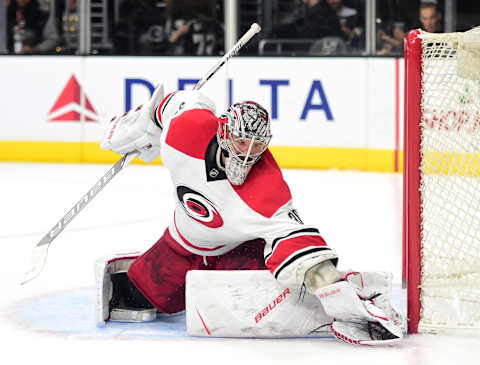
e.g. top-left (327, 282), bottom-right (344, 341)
top-left (47, 75), bottom-right (98, 122)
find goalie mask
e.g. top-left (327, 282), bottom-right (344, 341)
top-left (217, 101), bottom-right (272, 185)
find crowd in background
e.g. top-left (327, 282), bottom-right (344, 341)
top-left (5, 0), bottom-right (222, 55)
top-left (2, 0), bottom-right (479, 56)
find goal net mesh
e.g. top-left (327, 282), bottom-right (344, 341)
top-left (419, 28), bottom-right (480, 332)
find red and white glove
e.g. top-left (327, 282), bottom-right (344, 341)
top-left (314, 272), bottom-right (403, 345)
top-left (101, 85), bottom-right (164, 162)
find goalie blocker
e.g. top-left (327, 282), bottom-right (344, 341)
top-left (95, 255), bottom-right (403, 343)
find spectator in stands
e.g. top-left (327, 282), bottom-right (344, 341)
top-left (113, 0), bottom-right (170, 55)
top-left (166, 0), bottom-right (220, 56)
top-left (7, 0), bottom-right (59, 54)
top-left (325, 0), bottom-right (364, 50)
top-left (377, 21), bottom-right (405, 55)
top-left (268, 0), bottom-right (343, 54)
top-left (295, 0), bottom-right (342, 39)
top-left (270, 0), bottom-right (341, 39)
top-left (136, 0), bottom-right (170, 55)
top-left (419, 0), bottom-right (443, 33)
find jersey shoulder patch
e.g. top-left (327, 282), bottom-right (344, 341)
top-left (165, 109), bottom-right (218, 159)
top-left (232, 150), bottom-right (292, 218)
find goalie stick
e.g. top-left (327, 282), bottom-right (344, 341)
top-left (22, 23), bottom-right (262, 285)
top-left (21, 152), bottom-right (137, 284)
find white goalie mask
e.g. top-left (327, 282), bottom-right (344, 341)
top-left (217, 101), bottom-right (272, 185)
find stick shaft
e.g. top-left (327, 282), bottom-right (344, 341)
top-left (21, 152), bottom-right (136, 284)
top-left (194, 23), bottom-right (261, 90)
top-left (38, 153), bottom-right (133, 247)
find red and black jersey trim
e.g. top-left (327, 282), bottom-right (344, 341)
top-left (273, 247), bottom-right (336, 279)
top-left (154, 91), bottom-right (177, 129)
top-left (153, 105), bottom-right (163, 130)
top-left (264, 227), bottom-right (320, 262)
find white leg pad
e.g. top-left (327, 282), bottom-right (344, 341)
top-left (185, 270), bottom-right (333, 338)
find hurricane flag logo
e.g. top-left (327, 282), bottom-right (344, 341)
top-left (176, 186), bottom-right (223, 228)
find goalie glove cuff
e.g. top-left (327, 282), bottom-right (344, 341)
top-left (330, 319), bottom-right (401, 346)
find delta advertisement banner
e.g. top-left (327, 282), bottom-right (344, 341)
top-left (0, 56), bottom-right (404, 171)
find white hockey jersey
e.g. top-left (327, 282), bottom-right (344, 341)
top-left (153, 90), bottom-right (337, 286)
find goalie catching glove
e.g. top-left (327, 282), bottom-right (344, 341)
top-left (313, 271), bottom-right (403, 345)
top-left (101, 85), bottom-right (165, 162)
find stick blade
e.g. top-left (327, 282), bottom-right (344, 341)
top-left (22, 244), bottom-right (49, 285)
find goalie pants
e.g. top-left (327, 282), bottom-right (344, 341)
top-left (127, 228), bottom-right (267, 314)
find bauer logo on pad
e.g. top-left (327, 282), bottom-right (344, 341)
top-left (47, 75), bottom-right (98, 122)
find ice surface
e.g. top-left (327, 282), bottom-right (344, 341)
top-left (0, 162), bottom-right (478, 365)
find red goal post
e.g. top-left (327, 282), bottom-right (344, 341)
top-left (403, 28), bottom-right (480, 335)
top-left (404, 29), bottom-right (422, 334)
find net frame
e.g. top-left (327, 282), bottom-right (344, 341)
top-left (404, 28), bottom-right (480, 335)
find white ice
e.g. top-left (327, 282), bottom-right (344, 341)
top-left (0, 162), bottom-right (478, 365)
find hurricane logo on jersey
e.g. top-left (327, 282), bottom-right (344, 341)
top-left (177, 186), bottom-right (224, 228)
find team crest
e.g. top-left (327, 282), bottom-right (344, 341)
top-left (176, 186), bottom-right (224, 228)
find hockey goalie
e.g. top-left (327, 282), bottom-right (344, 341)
top-left (96, 85), bottom-right (403, 345)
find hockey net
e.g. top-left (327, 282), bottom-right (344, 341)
top-left (404, 28), bottom-right (480, 334)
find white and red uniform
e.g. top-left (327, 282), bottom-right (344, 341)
top-left (127, 90), bottom-right (337, 313)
